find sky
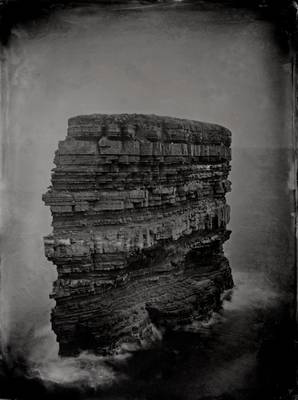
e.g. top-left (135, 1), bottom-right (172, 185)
top-left (1, 5), bottom-right (294, 366)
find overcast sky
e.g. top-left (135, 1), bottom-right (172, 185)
top-left (2, 6), bottom-right (293, 358)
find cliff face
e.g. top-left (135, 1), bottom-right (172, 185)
top-left (43, 114), bottom-right (233, 356)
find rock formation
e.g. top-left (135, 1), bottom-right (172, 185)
top-left (43, 114), bottom-right (233, 356)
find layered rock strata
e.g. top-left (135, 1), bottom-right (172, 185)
top-left (43, 114), bottom-right (233, 356)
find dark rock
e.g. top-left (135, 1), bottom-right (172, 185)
top-left (43, 113), bottom-right (233, 356)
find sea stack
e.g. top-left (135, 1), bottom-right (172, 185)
top-left (43, 114), bottom-right (233, 356)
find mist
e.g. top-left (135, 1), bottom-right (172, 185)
top-left (1, 4), bottom-right (294, 398)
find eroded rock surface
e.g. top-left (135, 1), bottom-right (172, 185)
top-left (43, 114), bottom-right (233, 356)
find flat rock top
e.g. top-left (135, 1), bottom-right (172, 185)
top-left (68, 113), bottom-right (231, 143)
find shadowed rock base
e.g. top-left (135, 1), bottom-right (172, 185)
top-left (43, 114), bottom-right (233, 356)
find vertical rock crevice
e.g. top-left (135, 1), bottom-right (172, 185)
top-left (43, 114), bottom-right (233, 356)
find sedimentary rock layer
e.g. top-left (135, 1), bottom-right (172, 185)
top-left (43, 114), bottom-right (233, 356)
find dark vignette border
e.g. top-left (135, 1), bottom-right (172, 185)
top-left (0, 0), bottom-right (296, 47)
top-left (0, 0), bottom-right (298, 399)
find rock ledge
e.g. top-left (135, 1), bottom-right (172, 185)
top-left (43, 113), bottom-right (233, 356)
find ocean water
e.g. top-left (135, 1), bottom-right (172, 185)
top-left (72, 147), bottom-right (294, 400)
top-left (1, 151), bottom-right (294, 400)
top-left (93, 147), bottom-right (294, 400)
